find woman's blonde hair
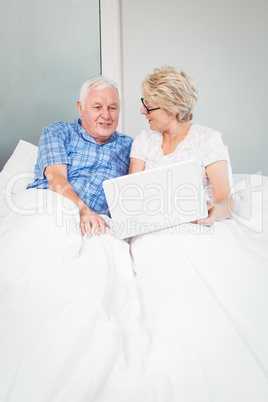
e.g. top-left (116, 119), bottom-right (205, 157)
top-left (142, 66), bottom-right (198, 122)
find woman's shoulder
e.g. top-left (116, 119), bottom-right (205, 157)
top-left (135, 129), bottom-right (161, 138)
top-left (133, 129), bottom-right (162, 145)
top-left (190, 123), bottom-right (223, 144)
top-left (191, 123), bottom-right (221, 136)
top-left (131, 129), bottom-right (162, 160)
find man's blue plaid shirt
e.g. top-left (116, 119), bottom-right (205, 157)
top-left (27, 119), bottom-right (133, 215)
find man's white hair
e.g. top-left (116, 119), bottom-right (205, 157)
top-left (79, 75), bottom-right (119, 110)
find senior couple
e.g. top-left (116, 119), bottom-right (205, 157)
top-left (27, 67), bottom-right (233, 233)
top-left (4, 68), bottom-right (268, 401)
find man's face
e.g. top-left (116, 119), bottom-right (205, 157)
top-left (77, 86), bottom-right (120, 144)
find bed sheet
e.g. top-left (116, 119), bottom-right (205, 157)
top-left (127, 177), bottom-right (268, 402)
top-left (0, 174), bottom-right (268, 401)
top-left (0, 189), bottom-right (137, 401)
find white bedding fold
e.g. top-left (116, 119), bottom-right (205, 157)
top-left (1, 182), bottom-right (268, 401)
top-left (129, 213), bottom-right (268, 401)
top-left (0, 189), bottom-right (136, 401)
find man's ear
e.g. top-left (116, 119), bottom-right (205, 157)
top-left (77, 100), bottom-right (83, 116)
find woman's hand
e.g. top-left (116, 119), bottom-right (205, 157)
top-left (195, 160), bottom-right (234, 226)
top-left (195, 201), bottom-right (217, 227)
top-left (194, 195), bottom-right (234, 227)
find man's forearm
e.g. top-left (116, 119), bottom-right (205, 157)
top-left (47, 173), bottom-right (88, 213)
top-left (45, 166), bottom-right (107, 236)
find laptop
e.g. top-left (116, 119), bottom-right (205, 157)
top-left (103, 159), bottom-right (208, 239)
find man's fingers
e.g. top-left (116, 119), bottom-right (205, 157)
top-left (79, 221), bottom-right (86, 236)
top-left (94, 219), bottom-right (108, 235)
top-left (99, 220), bottom-right (107, 234)
top-left (92, 217), bottom-right (107, 235)
top-left (84, 221), bottom-right (92, 238)
top-left (80, 220), bottom-right (93, 237)
top-left (80, 214), bottom-right (109, 237)
top-left (80, 217), bottom-right (107, 237)
top-left (92, 221), bottom-right (101, 236)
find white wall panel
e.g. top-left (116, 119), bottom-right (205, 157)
top-left (121, 0), bottom-right (268, 175)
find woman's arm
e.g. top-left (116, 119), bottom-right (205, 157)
top-left (197, 160), bottom-right (234, 226)
top-left (129, 157), bottom-right (146, 174)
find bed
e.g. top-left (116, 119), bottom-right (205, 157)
top-left (0, 140), bottom-right (268, 401)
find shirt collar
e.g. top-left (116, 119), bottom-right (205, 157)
top-left (75, 118), bottom-right (119, 144)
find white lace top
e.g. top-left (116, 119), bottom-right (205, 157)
top-left (130, 123), bottom-right (233, 200)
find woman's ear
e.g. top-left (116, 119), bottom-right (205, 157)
top-left (169, 112), bottom-right (177, 120)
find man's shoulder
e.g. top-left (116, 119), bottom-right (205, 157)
top-left (43, 120), bottom-right (77, 133)
top-left (113, 131), bottom-right (133, 145)
top-left (40, 120), bottom-right (80, 145)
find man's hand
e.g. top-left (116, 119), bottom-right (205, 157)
top-left (45, 164), bottom-right (109, 237)
top-left (79, 205), bottom-right (109, 237)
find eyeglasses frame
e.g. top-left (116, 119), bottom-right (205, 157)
top-left (141, 98), bottom-right (161, 114)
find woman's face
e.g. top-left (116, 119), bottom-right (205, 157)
top-left (140, 96), bottom-right (173, 132)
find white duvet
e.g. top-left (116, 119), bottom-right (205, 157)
top-left (0, 174), bottom-right (268, 402)
top-left (0, 190), bottom-right (135, 401)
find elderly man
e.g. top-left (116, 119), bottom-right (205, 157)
top-left (0, 76), bottom-right (136, 401)
top-left (27, 75), bottom-right (133, 237)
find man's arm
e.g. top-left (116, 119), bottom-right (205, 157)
top-left (45, 164), bottom-right (108, 237)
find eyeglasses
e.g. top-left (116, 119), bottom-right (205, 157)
top-left (141, 98), bottom-right (161, 114)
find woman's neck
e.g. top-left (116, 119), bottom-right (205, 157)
top-left (162, 121), bottom-right (192, 142)
top-left (161, 121), bottom-right (192, 155)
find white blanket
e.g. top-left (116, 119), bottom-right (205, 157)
top-left (1, 175), bottom-right (268, 402)
top-left (130, 220), bottom-right (268, 401)
top-left (0, 189), bottom-right (135, 401)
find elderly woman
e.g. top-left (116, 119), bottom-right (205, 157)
top-left (128, 66), bottom-right (268, 401)
top-left (129, 66), bottom-right (234, 225)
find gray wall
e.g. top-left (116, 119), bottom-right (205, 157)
top-left (121, 0), bottom-right (268, 175)
top-left (0, 0), bottom-right (100, 170)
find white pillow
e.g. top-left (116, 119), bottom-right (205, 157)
top-left (0, 140), bottom-right (38, 219)
top-left (232, 173), bottom-right (268, 202)
top-left (232, 173), bottom-right (268, 234)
